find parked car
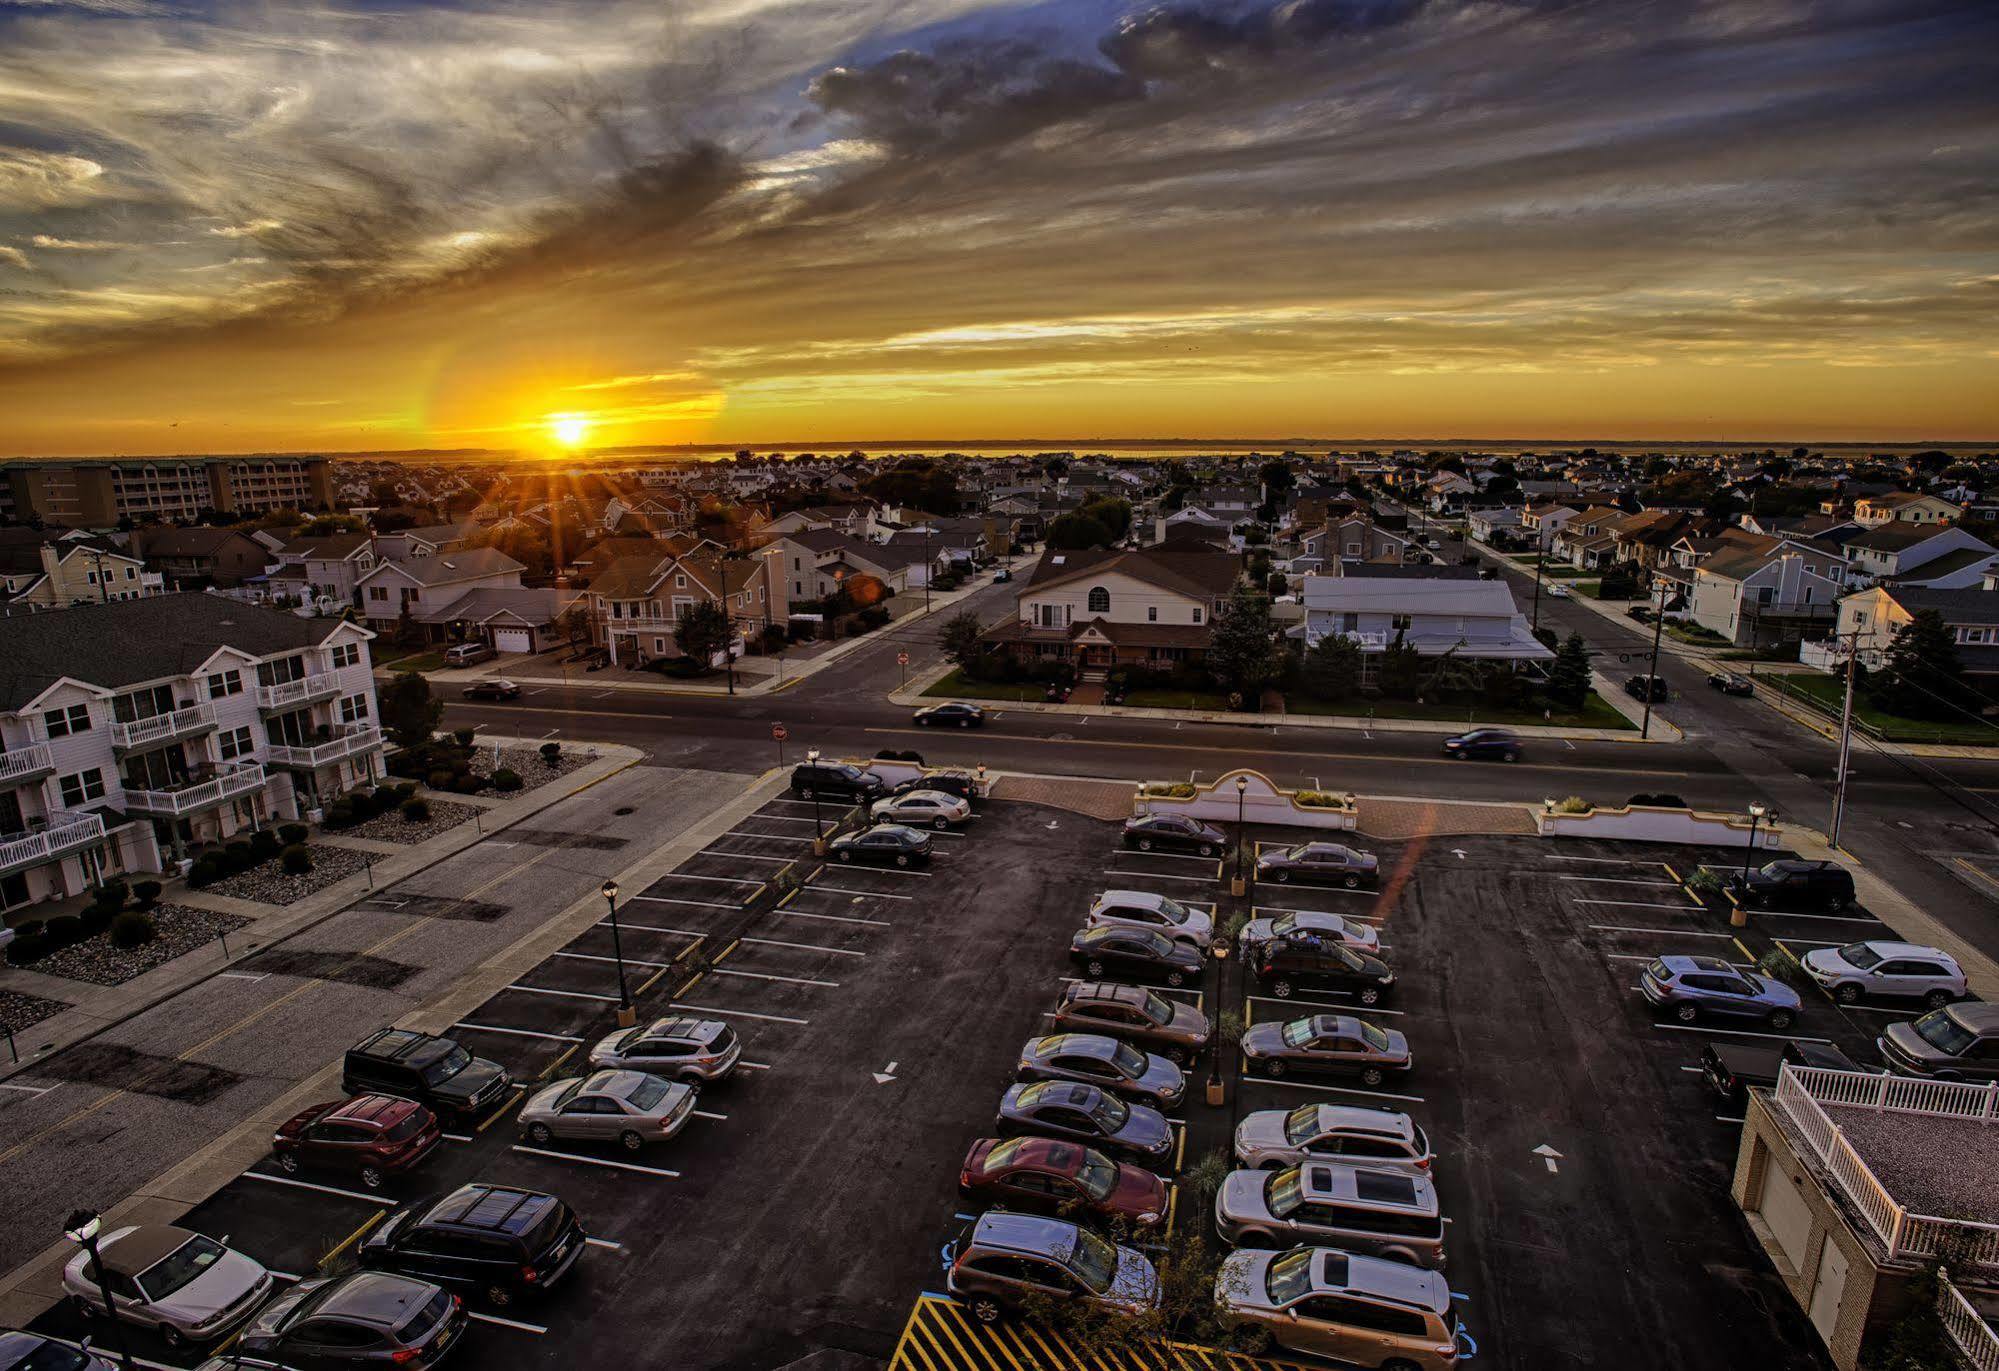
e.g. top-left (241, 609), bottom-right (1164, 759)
top-left (1238, 909), bottom-right (1379, 958)
top-left (236, 1272), bottom-right (465, 1370)
top-left (1546, 583), bottom-right (1573, 599)
top-left (442, 642), bottom-right (493, 667)
top-left (1255, 841), bottom-right (1379, 889)
top-left (1878, 1002), bottom-right (1999, 1083)
top-left (944, 1212), bottom-right (1159, 1325)
top-left (586, 1016), bottom-right (740, 1082)
top-left (1440, 727), bottom-right (1520, 762)
top-left (1240, 1014), bottom-right (1411, 1086)
top-left (886, 769), bottom-right (982, 803)
top-left (1624, 674), bottom-right (1669, 702)
top-left (1017, 1033), bottom-right (1186, 1108)
top-left (1801, 941), bottom-right (1966, 1008)
top-left (272, 1094), bottom-right (442, 1189)
top-left (359, 1184), bottom-right (586, 1308)
top-left (1707, 671), bottom-right (1755, 697)
top-left (519, 1070), bottom-right (696, 1151)
top-left (1069, 924), bottom-right (1205, 988)
top-left (996, 1081), bottom-right (1174, 1164)
top-left (1424, 538), bottom-right (1441, 551)
top-left (0, 1332), bottom-right (115, 1371)
top-left (958, 1137), bottom-right (1168, 1229)
top-left (1214, 1162), bottom-right (1447, 1267)
top-left (461, 680), bottom-right (521, 702)
top-left (1219, 1246), bottom-right (1471, 1368)
top-left (1234, 1104), bottom-right (1433, 1173)
top-left (1713, 858), bottom-right (1857, 912)
top-left (341, 1030), bottom-right (510, 1122)
top-left (1050, 982), bottom-right (1212, 1064)
top-left (1248, 933), bottom-right (1395, 1005)
top-left (1120, 813), bottom-right (1228, 855)
top-left (62, 1226), bottom-right (274, 1351)
top-left (790, 761), bottom-right (887, 801)
top-left (829, 823), bottom-right (933, 867)
top-left (1084, 889), bottom-right (1214, 951)
top-left (1699, 1039), bottom-right (1864, 1108)
top-left (1639, 954), bottom-right (1801, 1029)
top-left (870, 789), bottom-right (971, 830)
top-left (913, 702), bottom-right (985, 729)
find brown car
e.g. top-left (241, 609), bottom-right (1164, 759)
top-left (959, 1136), bottom-right (1169, 1229)
top-left (273, 1094), bottom-right (443, 1189)
top-left (1052, 982), bottom-right (1212, 1064)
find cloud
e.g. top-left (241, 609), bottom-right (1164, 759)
top-left (0, 242), bottom-right (29, 270)
top-left (0, 148), bottom-right (106, 210)
top-left (29, 233), bottom-right (135, 250)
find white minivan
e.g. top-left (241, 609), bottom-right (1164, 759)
top-left (443, 641), bottom-right (494, 667)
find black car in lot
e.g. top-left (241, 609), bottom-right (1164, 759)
top-left (1069, 925), bottom-right (1204, 988)
top-left (342, 1029), bottom-right (511, 1121)
top-left (790, 761), bottom-right (887, 801)
top-left (236, 1272), bottom-right (466, 1369)
top-left (1707, 671), bottom-right (1755, 696)
top-left (1712, 858), bottom-right (1857, 912)
top-left (1121, 813), bottom-right (1227, 855)
top-left (1254, 842), bottom-right (1379, 889)
top-left (461, 680), bottom-right (521, 702)
top-left (829, 823), bottom-right (933, 867)
top-left (1441, 727), bottom-right (1520, 762)
top-left (1249, 933), bottom-right (1396, 1005)
top-left (1700, 1039), bottom-right (1862, 1108)
top-left (887, 769), bottom-right (982, 803)
top-left (913, 702), bottom-right (985, 728)
top-left (1625, 674), bottom-right (1669, 702)
top-left (360, 1184), bottom-right (586, 1308)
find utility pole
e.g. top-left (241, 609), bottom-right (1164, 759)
top-left (1639, 579), bottom-right (1668, 740)
top-left (1529, 520), bottom-right (1549, 633)
top-left (1831, 629), bottom-right (1858, 848)
top-left (923, 526), bottom-right (933, 615)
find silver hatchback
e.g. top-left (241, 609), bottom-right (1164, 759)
top-left (519, 1070), bottom-right (695, 1151)
top-left (588, 1017), bottom-right (740, 1082)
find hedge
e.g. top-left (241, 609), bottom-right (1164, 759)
top-left (278, 823), bottom-right (309, 846)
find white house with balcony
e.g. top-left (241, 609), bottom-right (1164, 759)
top-left (0, 593), bottom-right (384, 913)
top-left (1291, 574), bottom-right (1554, 680)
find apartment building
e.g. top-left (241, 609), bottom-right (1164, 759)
top-left (0, 456), bottom-right (334, 526)
top-left (0, 595), bottom-right (384, 913)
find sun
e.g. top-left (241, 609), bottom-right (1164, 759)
top-left (547, 413), bottom-right (591, 448)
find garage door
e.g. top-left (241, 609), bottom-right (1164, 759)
top-left (492, 628), bottom-right (533, 655)
top-left (1757, 1161), bottom-right (1815, 1271)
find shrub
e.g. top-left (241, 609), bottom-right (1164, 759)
top-left (12, 918), bottom-right (45, 939)
top-left (188, 854), bottom-right (223, 887)
top-left (5, 931), bottom-right (50, 965)
top-left (224, 839), bottom-right (255, 872)
top-left (492, 768), bottom-right (523, 792)
top-left (278, 823), bottom-right (309, 846)
top-left (132, 880), bottom-right (162, 909)
top-left (249, 829), bottom-right (281, 860)
top-left (95, 876), bottom-right (129, 907)
top-left (79, 905), bottom-right (114, 937)
top-left (280, 844), bottom-right (313, 874)
top-left (453, 727), bottom-right (476, 747)
top-left (44, 915), bottom-right (85, 949)
top-left (400, 796), bottom-right (432, 823)
top-left (1141, 781), bottom-right (1197, 798)
top-left (324, 800), bottom-right (355, 829)
top-left (1294, 790), bottom-right (1349, 808)
top-left (540, 741), bottom-right (562, 763)
top-left (393, 782), bottom-right (418, 802)
top-left (844, 620), bottom-right (865, 638)
top-left (1555, 795), bottom-right (1593, 814)
top-left (1627, 793), bottom-right (1688, 809)
top-left (428, 769), bottom-right (455, 790)
top-left (375, 783), bottom-right (404, 809)
top-left (109, 910), bottom-right (157, 949)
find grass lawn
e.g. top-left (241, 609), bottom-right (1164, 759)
top-left (1575, 581), bottom-right (1604, 599)
top-left (1769, 672), bottom-right (1999, 746)
top-left (920, 668), bottom-right (1046, 703)
top-left (1285, 691), bottom-right (1635, 731)
top-left (1122, 687), bottom-right (1234, 712)
top-left (1664, 625), bottom-right (1729, 648)
top-left (379, 650), bottom-right (449, 673)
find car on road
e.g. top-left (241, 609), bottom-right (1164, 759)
top-left (790, 761), bottom-right (887, 801)
top-left (1878, 1002), bottom-right (1999, 1082)
top-left (1546, 583), bottom-right (1573, 599)
top-left (460, 679), bottom-right (521, 701)
top-left (1234, 1104), bottom-right (1433, 1173)
top-left (1711, 858), bottom-right (1857, 912)
top-left (1255, 841), bottom-right (1379, 889)
top-left (996, 1080), bottom-right (1174, 1164)
top-left (1050, 982), bottom-right (1211, 1064)
top-left (235, 1272), bottom-right (465, 1370)
top-left (519, 1070), bottom-right (696, 1151)
top-left (1218, 1247), bottom-right (1469, 1368)
top-left (885, 769), bottom-right (982, 803)
top-left (1084, 889), bottom-right (1214, 951)
top-left (1441, 727), bottom-right (1520, 762)
top-left (1238, 908), bottom-right (1379, 958)
top-left (1069, 924), bottom-right (1205, 988)
top-left (1241, 1014), bottom-right (1411, 1086)
top-left (1624, 673), bottom-right (1669, 702)
top-left (913, 701), bottom-right (985, 728)
top-left (1214, 1162), bottom-right (1447, 1268)
top-left (272, 1094), bottom-right (443, 1190)
top-left (829, 823), bottom-right (933, 867)
top-left (1707, 671), bottom-right (1755, 696)
top-left (1801, 941), bottom-right (1966, 1008)
top-left (0, 1331), bottom-right (115, 1371)
top-left (360, 1184), bottom-right (586, 1308)
top-left (959, 1137), bottom-right (1168, 1229)
top-left (1248, 932), bottom-right (1395, 1004)
top-left (341, 1030), bottom-right (511, 1122)
top-left (1425, 538), bottom-right (1442, 551)
top-left (1120, 813), bottom-right (1227, 855)
top-left (62, 1226), bottom-right (274, 1351)
top-left (993, 567), bottom-right (1012, 583)
top-left (1700, 1039), bottom-right (1863, 1109)
top-left (442, 642), bottom-right (493, 667)
top-left (869, 789), bottom-right (971, 830)
top-left (944, 1212), bottom-right (1159, 1325)
top-left (1638, 954), bottom-right (1801, 1029)
top-left (587, 1016), bottom-right (740, 1082)
top-left (1017, 1033), bottom-right (1186, 1108)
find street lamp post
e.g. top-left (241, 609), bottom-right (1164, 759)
top-left (1232, 774), bottom-right (1250, 898)
top-left (602, 879), bottom-right (635, 1028)
top-left (65, 1210), bottom-right (132, 1371)
top-left (1742, 803), bottom-right (1768, 884)
top-left (1530, 520), bottom-right (1551, 633)
top-left (805, 747), bottom-right (826, 850)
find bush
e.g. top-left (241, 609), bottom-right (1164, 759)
top-left (278, 823), bottom-right (309, 846)
top-left (44, 915), bottom-right (85, 950)
top-left (393, 782), bottom-right (418, 802)
top-left (400, 796), bottom-right (432, 823)
top-left (79, 905), bottom-right (113, 937)
top-left (1627, 793), bottom-right (1688, 809)
top-left (1141, 781), bottom-right (1198, 798)
top-left (1294, 790), bottom-right (1349, 809)
top-left (249, 828), bottom-right (280, 860)
top-left (224, 839), bottom-right (255, 872)
top-left (12, 918), bottom-right (45, 939)
top-left (428, 769), bottom-right (455, 790)
top-left (109, 910), bottom-right (157, 948)
top-left (492, 768), bottom-right (523, 792)
top-left (132, 880), bottom-right (162, 909)
top-left (540, 742), bottom-right (562, 764)
top-left (844, 620), bottom-right (866, 638)
top-left (280, 844), bottom-right (313, 874)
top-left (453, 727), bottom-right (476, 747)
top-left (324, 800), bottom-right (355, 829)
top-left (95, 876), bottom-right (129, 907)
top-left (5, 931), bottom-right (50, 965)
top-left (1555, 795), bottom-right (1593, 814)
top-left (188, 854), bottom-right (223, 887)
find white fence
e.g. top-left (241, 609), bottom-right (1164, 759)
top-left (1940, 1271), bottom-right (1999, 1371)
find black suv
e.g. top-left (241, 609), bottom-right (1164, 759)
top-left (1250, 933), bottom-right (1397, 1005)
top-left (343, 1029), bottom-right (510, 1120)
top-left (1624, 674), bottom-right (1669, 702)
top-left (359, 1184), bottom-right (586, 1308)
top-left (1722, 859), bottom-right (1857, 912)
top-left (790, 761), bottom-right (887, 801)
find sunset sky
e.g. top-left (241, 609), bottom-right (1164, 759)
top-left (1, 0), bottom-right (1995, 456)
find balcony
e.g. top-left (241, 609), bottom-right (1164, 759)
top-left (0, 741), bottom-right (55, 788)
top-left (256, 674), bottom-right (340, 712)
top-left (265, 725), bottom-right (384, 769)
top-left (122, 763), bottom-right (269, 819)
top-left (0, 810), bottom-right (106, 875)
top-left (110, 702), bottom-right (216, 751)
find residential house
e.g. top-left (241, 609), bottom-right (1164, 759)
top-left (273, 533), bottom-right (378, 608)
top-left (1, 534), bottom-right (163, 613)
top-left (588, 553), bottom-right (776, 666)
top-left (1549, 506), bottom-right (1629, 569)
top-left (1840, 524), bottom-right (1995, 587)
top-left (1519, 502), bottom-right (1582, 548)
top-left (1689, 539), bottom-right (1848, 648)
top-left (980, 546), bottom-right (1240, 672)
top-left (1294, 516), bottom-right (1411, 572)
top-left (1467, 507), bottom-right (1524, 545)
top-left (1852, 492), bottom-right (1960, 527)
top-left (1291, 575), bottom-right (1554, 680)
top-left (131, 527), bottom-right (273, 590)
top-left (418, 587), bottom-right (588, 655)
top-left (1834, 585), bottom-right (1999, 678)
top-left (762, 529), bottom-right (911, 609)
top-left (356, 548), bottom-right (526, 637)
top-left (371, 522), bottom-right (478, 560)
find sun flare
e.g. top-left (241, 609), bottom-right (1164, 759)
top-left (547, 413), bottom-right (591, 448)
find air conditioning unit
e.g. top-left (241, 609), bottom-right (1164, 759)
top-left (305, 808), bottom-right (325, 824)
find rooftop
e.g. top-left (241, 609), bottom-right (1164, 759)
top-left (1822, 1104), bottom-right (1999, 1224)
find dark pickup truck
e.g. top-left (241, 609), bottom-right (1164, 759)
top-left (1701, 1039), bottom-right (1862, 1107)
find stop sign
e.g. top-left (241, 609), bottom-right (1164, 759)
top-left (771, 723), bottom-right (788, 742)
top-left (897, 650), bottom-right (909, 666)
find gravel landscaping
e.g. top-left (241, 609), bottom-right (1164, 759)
top-left (343, 797), bottom-right (483, 845)
top-left (0, 988), bottom-right (71, 1035)
top-left (205, 844), bottom-right (372, 905)
top-left (26, 903), bottom-right (251, 987)
top-left (468, 743), bottom-right (592, 785)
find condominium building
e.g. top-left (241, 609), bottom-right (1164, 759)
top-left (0, 594), bottom-right (384, 914)
top-left (0, 456), bottom-right (334, 527)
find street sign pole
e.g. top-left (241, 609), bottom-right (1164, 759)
top-left (898, 649), bottom-right (909, 691)
top-left (772, 722), bottom-right (788, 768)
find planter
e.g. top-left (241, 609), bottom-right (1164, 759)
top-left (1535, 804), bottom-right (1784, 850)
top-left (1134, 768), bottom-right (1358, 832)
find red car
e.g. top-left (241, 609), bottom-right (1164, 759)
top-left (959, 1136), bottom-right (1169, 1228)
top-left (272, 1094), bottom-right (443, 1189)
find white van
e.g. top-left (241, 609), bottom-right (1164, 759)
top-left (444, 642), bottom-right (494, 667)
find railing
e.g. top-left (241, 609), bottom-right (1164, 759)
top-left (0, 741), bottom-right (54, 785)
top-left (256, 674), bottom-right (339, 711)
top-left (265, 725), bottom-right (384, 768)
top-left (0, 810), bottom-right (105, 873)
top-left (1940, 1270), bottom-right (1999, 1371)
top-left (122, 763), bottom-right (267, 818)
top-left (109, 702), bottom-right (215, 749)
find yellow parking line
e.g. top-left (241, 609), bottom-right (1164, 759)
top-left (899, 1318), bottom-right (945, 1371)
top-left (928, 1301), bottom-right (1000, 1371)
top-left (1954, 856), bottom-right (1999, 895)
top-left (1662, 863), bottom-right (1681, 886)
top-left (886, 1299), bottom-right (930, 1371)
top-left (715, 938), bottom-right (741, 964)
top-left (635, 961), bottom-right (674, 996)
top-left (904, 1304), bottom-right (955, 1371)
top-left (675, 972), bottom-right (704, 998)
top-left (993, 1322), bottom-right (1047, 1371)
top-left (319, 1211), bottom-right (385, 1271)
top-left (777, 887), bottom-right (796, 908)
top-left (1015, 1323), bottom-right (1069, 1370)
top-left (673, 940), bottom-right (702, 964)
top-left (1732, 936), bottom-right (1757, 964)
top-left (1164, 1182), bottom-right (1179, 1234)
top-left (475, 1086), bottom-right (528, 1134)
top-left (1172, 1127), bottom-right (1186, 1171)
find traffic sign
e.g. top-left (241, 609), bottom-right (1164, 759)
top-left (771, 723), bottom-right (788, 742)
top-left (897, 650), bottom-right (909, 666)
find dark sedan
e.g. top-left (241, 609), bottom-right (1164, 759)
top-left (1707, 671), bottom-right (1755, 696)
top-left (1240, 1014), bottom-right (1412, 1086)
top-left (461, 680), bottom-right (521, 702)
top-left (237, 1272), bottom-right (465, 1369)
top-left (829, 823), bottom-right (933, 868)
top-left (913, 702), bottom-right (985, 728)
top-left (1069, 925), bottom-right (1204, 988)
top-left (995, 1080), bottom-right (1174, 1164)
top-left (960, 1136), bottom-right (1168, 1229)
top-left (887, 770), bottom-right (982, 803)
top-left (1121, 813), bottom-right (1226, 855)
top-left (1441, 728), bottom-right (1519, 762)
top-left (1254, 842), bottom-right (1379, 889)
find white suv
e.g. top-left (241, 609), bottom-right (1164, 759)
top-left (1219, 1246), bottom-right (1472, 1369)
top-left (1801, 941), bottom-right (1966, 1009)
top-left (1085, 889), bottom-right (1214, 951)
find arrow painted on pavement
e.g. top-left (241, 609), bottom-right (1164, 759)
top-left (873, 1061), bottom-right (899, 1085)
top-left (1451, 849), bottom-right (1467, 860)
top-left (1533, 1144), bottom-right (1563, 1173)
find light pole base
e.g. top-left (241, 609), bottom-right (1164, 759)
top-left (616, 1005), bottom-right (638, 1028)
top-left (813, 838), bottom-right (829, 857)
top-left (1230, 877), bottom-right (1247, 898)
top-left (1205, 1075), bottom-right (1226, 1108)
top-left (1729, 903), bottom-right (1749, 929)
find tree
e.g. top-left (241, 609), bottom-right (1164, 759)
top-left (1302, 631), bottom-right (1363, 703)
top-left (1257, 459), bottom-right (1296, 502)
top-left (1377, 630), bottom-right (1423, 699)
top-left (940, 610), bottom-right (987, 677)
top-left (557, 606), bottom-right (591, 649)
top-left (1047, 510), bottom-right (1113, 549)
top-left (674, 600), bottom-right (733, 670)
top-left (1548, 632), bottom-right (1593, 710)
top-left (1869, 609), bottom-right (1968, 720)
top-left (1080, 497), bottom-right (1132, 542)
top-left (1205, 586), bottom-right (1277, 703)
top-left (380, 672), bottom-right (442, 749)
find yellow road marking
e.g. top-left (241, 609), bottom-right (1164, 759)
top-left (475, 1086), bottom-right (529, 1134)
top-left (675, 972), bottom-right (704, 998)
top-left (777, 888), bottom-right (796, 908)
top-left (715, 938), bottom-right (741, 963)
top-left (1954, 856), bottom-right (1999, 895)
top-left (318, 1211), bottom-right (386, 1271)
top-left (933, 1303), bottom-right (1006, 1371)
top-left (635, 961), bottom-right (675, 996)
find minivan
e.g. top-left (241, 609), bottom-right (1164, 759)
top-left (789, 761), bottom-right (887, 802)
top-left (443, 642), bottom-right (493, 667)
top-left (1215, 1161), bottom-right (1447, 1268)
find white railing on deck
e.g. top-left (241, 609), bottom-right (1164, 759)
top-left (1940, 1270), bottom-right (1999, 1371)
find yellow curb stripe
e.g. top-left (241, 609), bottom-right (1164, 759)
top-left (318, 1211), bottom-right (385, 1271)
top-left (929, 1301), bottom-right (999, 1371)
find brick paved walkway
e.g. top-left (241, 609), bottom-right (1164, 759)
top-left (990, 774), bottom-right (1135, 821)
top-left (1357, 797), bottom-right (1537, 838)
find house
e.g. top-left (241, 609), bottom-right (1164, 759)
top-left (1852, 492), bottom-right (1960, 527)
top-left (418, 588), bottom-right (588, 656)
top-left (980, 546), bottom-right (1240, 672)
top-left (131, 527), bottom-right (273, 590)
top-left (1, 534), bottom-right (164, 613)
top-left (588, 553), bottom-right (776, 666)
top-left (1519, 503), bottom-right (1581, 548)
top-left (1834, 585), bottom-right (1999, 678)
top-left (1840, 524), bottom-right (1995, 586)
top-left (355, 549), bottom-right (526, 637)
top-left (1549, 507), bottom-right (1627, 569)
top-left (274, 533), bottom-right (378, 607)
top-left (1295, 516), bottom-right (1411, 572)
top-left (1688, 540), bottom-right (1847, 648)
top-left (371, 522), bottom-right (478, 560)
top-left (1467, 507), bottom-right (1523, 545)
top-left (0, 593), bottom-right (384, 912)
top-left (1291, 575), bottom-right (1553, 680)
top-left (762, 529), bottom-right (910, 609)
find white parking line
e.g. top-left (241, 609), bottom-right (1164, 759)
top-left (1110, 849), bottom-right (1222, 864)
top-left (1546, 855), bottom-right (1666, 866)
top-left (442, 1132), bottom-right (475, 1143)
top-left (469, 1310), bottom-right (550, 1333)
top-left (669, 1001), bottom-right (808, 1025)
top-left (38, 1337), bottom-right (180, 1371)
top-left (506, 984), bottom-right (621, 1003)
top-left (1103, 870), bottom-right (1215, 884)
top-left (605, 919), bottom-right (706, 937)
top-left (553, 951), bottom-right (676, 970)
top-left (722, 830), bottom-right (814, 843)
top-left (1558, 876), bottom-right (1680, 888)
top-left (1715, 1115), bottom-right (1746, 1124)
top-left (750, 814), bottom-right (822, 823)
top-left (777, 909), bottom-right (892, 927)
top-left (217, 970), bottom-right (269, 982)
top-left (826, 864), bottom-right (931, 876)
top-left (1242, 1076), bottom-right (1425, 1105)
top-left (711, 967), bottom-right (839, 987)
top-left (1253, 884), bottom-right (1376, 899)
top-left (1606, 954), bottom-right (1752, 967)
top-left (0, 1081), bottom-right (55, 1096)
top-left (657, 872), bottom-right (763, 886)
top-left (584, 1236), bottom-right (624, 1251)
top-left (1573, 900), bottom-right (1702, 911)
top-left (1246, 994), bottom-right (1406, 1017)
top-left (742, 935), bottom-right (866, 957)
top-left (1836, 1003), bottom-right (1921, 1016)
top-left (1589, 925), bottom-right (1733, 938)
top-left (1654, 1024), bottom-right (1833, 1044)
top-left (1252, 905), bottom-right (1385, 924)
top-left (240, 1169), bottom-right (396, 1205)
top-left (454, 1022), bottom-right (586, 1043)
top-left (691, 851), bottom-right (793, 863)
top-left (510, 1145), bottom-right (680, 1178)
top-left (806, 886), bottom-right (913, 901)
top-left (1757, 911), bottom-right (1886, 924)
top-left (692, 1108), bottom-right (729, 1121)
top-left (629, 895), bottom-right (741, 910)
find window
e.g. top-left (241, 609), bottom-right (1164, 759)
top-left (207, 670), bottom-right (243, 699)
top-left (339, 694), bottom-right (369, 724)
top-left (1192, 608), bottom-right (1203, 625)
top-left (219, 725), bottom-right (254, 760)
top-left (330, 642), bottom-right (360, 669)
top-left (125, 566), bottom-right (136, 580)
top-left (1087, 585), bottom-right (1110, 613)
top-left (369, 586), bottom-right (389, 603)
top-left (43, 703), bottom-right (91, 738)
top-left (1147, 606), bottom-right (1158, 622)
top-left (59, 768), bottom-right (106, 807)
top-left (675, 575), bottom-right (687, 589)
top-left (1391, 614), bottom-right (1412, 631)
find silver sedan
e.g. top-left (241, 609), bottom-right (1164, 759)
top-left (519, 1070), bottom-right (695, 1152)
top-left (869, 789), bottom-right (971, 830)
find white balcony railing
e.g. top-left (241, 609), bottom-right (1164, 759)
top-left (109, 702), bottom-right (215, 750)
top-left (256, 674), bottom-right (340, 711)
top-left (121, 763), bottom-right (268, 818)
top-left (1940, 1271), bottom-right (1999, 1371)
top-left (265, 725), bottom-right (384, 769)
top-left (0, 741), bottom-right (54, 786)
top-left (0, 810), bottom-right (105, 874)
